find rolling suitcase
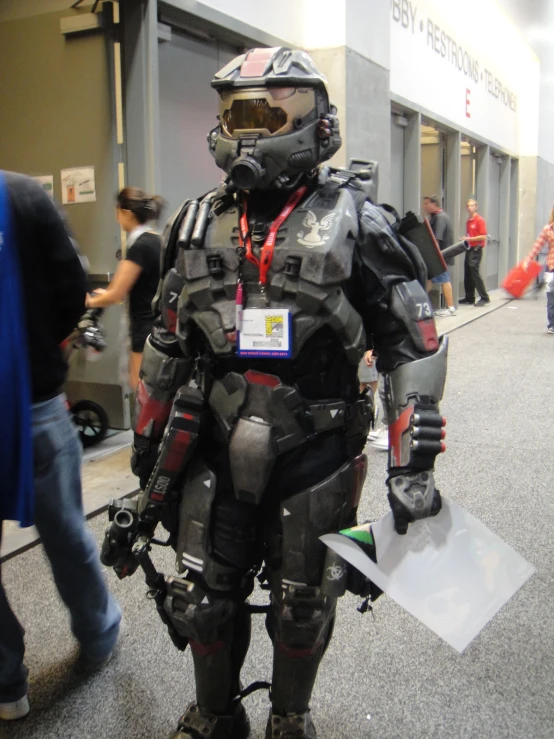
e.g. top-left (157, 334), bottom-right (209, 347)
top-left (502, 261), bottom-right (542, 298)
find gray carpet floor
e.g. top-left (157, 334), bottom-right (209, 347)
top-left (1, 294), bottom-right (553, 739)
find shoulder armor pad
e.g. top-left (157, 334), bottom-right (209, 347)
top-left (390, 280), bottom-right (439, 353)
top-left (358, 202), bottom-right (428, 286)
top-left (153, 190), bottom-right (217, 314)
top-left (160, 200), bottom-right (193, 278)
top-left (152, 202), bottom-right (189, 315)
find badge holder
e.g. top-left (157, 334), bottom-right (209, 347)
top-left (237, 308), bottom-right (292, 359)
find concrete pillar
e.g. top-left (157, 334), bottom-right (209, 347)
top-left (519, 156), bottom-right (538, 258)
top-left (309, 47), bottom-right (391, 202)
top-left (121, 0), bottom-right (161, 193)
top-left (308, 48), bottom-right (347, 169)
top-left (403, 110), bottom-right (421, 215)
top-left (345, 49), bottom-right (391, 202)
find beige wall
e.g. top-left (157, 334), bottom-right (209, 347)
top-left (0, 1), bottom-right (97, 23)
top-left (307, 47), bottom-right (348, 170)
top-left (0, 7), bottom-right (119, 270)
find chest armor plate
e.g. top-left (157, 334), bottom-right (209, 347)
top-left (173, 187), bottom-right (365, 364)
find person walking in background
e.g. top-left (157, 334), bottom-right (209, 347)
top-left (358, 348), bottom-right (378, 397)
top-left (0, 171), bottom-right (121, 722)
top-left (86, 187), bottom-right (164, 390)
top-left (523, 205), bottom-right (554, 334)
top-left (423, 195), bottom-right (456, 317)
top-left (460, 198), bottom-right (490, 307)
top-left (359, 350), bottom-right (389, 451)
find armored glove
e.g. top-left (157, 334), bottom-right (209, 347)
top-left (387, 470), bottom-right (442, 535)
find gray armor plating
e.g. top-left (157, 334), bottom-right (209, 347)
top-left (172, 702), bottom-right (248, 739)
top-left (386, 336), bottom-right (448, 423)
top-left (267, 710), bottom-right (316, 739)
top-left (390, 280), bottom-right (436, 353)
top-left (137, 339), bottom-right (194, 438)
top-left (274, 457), bottom-right (364, 588)
top-left (174, 185), bottom-right (365, 364)
top-left (266, 459), bottom-right (363, 715)
top-left (163, 575), bottom-right (235, 642)
top-left (208, 371), bottom-right (370, 505)
top-left (175, 460), bottom-right (238, 590)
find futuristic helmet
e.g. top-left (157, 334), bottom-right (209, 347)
top-left (208, 47), bottom-right (342, 190)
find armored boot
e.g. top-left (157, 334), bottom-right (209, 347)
top-left (265, 709), bottom-right (316, 739)
top-left (170, 701), bottom-right (250, 739)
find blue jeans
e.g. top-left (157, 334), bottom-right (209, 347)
top-left (0, 395), bottom-right (121, 702)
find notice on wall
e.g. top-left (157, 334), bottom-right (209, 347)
top-left (32, 175), bottom-right (54, 199)
top-left (60, 166), bottom-right (96, 204)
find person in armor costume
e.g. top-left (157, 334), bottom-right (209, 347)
top-left (101, 47), bottom-right (448, 739)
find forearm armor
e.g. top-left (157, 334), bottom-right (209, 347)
top-left (384, 337), bottom-right (447, 528)
top-left (385, 336), bottom-right (447, 470)
top-left (134, 335), bottom-right (194, 443)
top-left (132, 334), bottom-right (195, 519)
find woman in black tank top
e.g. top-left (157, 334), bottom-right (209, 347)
top-left (86, 187), bottom-right (164, 389)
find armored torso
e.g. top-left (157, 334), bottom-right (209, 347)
top-left (169, 185), bottom-right (366, 368)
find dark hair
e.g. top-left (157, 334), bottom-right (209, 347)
top-left (116, 187), bottom-right (165, 224)
top-left (424, 194), bottom-right (440, 206)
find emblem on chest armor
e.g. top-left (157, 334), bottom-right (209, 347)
top-left (297, 210), bottom-right (336, 247)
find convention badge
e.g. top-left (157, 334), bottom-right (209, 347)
top-left (237, 308), bottom-right (292, 358)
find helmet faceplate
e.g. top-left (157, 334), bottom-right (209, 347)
top-left (208, 47), bottom-right (342, 190)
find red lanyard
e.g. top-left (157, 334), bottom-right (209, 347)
top-left (238, 186), bottom-right (307, 286)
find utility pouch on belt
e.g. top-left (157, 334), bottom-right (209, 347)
top-left (139, 386), bottom-right (204, 519)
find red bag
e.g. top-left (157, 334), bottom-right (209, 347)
top-left (502, 261), bottom-right (542, 298)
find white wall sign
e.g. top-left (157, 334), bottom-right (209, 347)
top-left (60, 166), bottom-right (96, 205)
top-left (390, 0), bottom-right (539, 155)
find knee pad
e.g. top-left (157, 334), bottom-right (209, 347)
top-left (268, 582), bottom-right (336, 655)
top-left (163, 576), bottom-right (237, 643)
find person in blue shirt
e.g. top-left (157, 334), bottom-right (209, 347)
top-left (0, 171), bottom-right (121, 722)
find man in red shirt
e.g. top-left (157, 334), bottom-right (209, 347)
top-left (460, 198), bottom-right (490, 306)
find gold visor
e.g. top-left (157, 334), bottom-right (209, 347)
top-left (219, 87), bottom-right (316, 138)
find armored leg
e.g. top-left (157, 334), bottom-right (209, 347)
top-left (163, 458), bottom-right (260, 737)
top-left (164, 575), bottom-right (251, 714)
top-left (265, 457), bottom-right (366, 736)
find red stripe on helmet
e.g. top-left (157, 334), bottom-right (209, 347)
top-left (240, 48), bottom-right (275, 78)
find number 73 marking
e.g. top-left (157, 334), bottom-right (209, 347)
top-left (416, 302), bottom-right (432, 318)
